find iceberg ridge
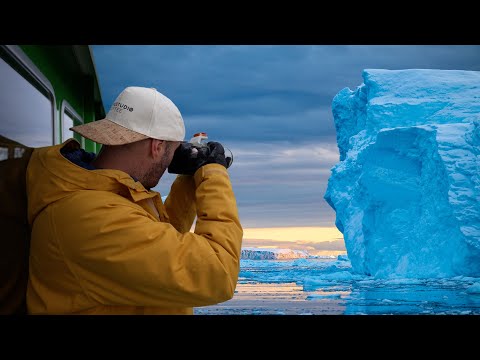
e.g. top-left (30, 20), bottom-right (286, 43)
top-left (325, 69), bottom-right (480, 278)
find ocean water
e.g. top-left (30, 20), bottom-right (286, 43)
top-left (194, 257), bottom-right (480, 315)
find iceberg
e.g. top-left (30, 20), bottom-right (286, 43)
top-left (241, 247), bottom-right (310, 260)
top-left (324, 69), bottom-right (480, 278)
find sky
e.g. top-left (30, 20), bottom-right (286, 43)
top-left (91, 45), bottom-right (480, 247)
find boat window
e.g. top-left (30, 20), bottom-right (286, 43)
top-left (0, 46), bottom-right (55, 156)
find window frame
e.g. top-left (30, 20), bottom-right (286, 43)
top-left (61, 99), bottom-right (85, 147)
top-left (0, 45), bottom-right (58, 145)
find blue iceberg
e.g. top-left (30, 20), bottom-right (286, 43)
top-left (324, 69), bottom-right (480, 278)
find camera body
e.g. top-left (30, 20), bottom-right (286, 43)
top-left (168, 132), bottom-right (233, 175)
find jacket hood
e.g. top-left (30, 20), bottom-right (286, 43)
top-left (26, 139), bottom-right (157, 225)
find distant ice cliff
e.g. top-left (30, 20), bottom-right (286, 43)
top-left (241, 247), bottom-right (310, 260)
top-left (325, 69), bottom-right (480, 278)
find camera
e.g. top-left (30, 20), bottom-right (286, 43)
top-left (168, 132), bottom-right (233, 175)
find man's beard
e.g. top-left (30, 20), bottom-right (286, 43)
top-left (142, 149), bottom-right (171, 190)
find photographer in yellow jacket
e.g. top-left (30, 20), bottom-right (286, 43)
top-left (26, 86), bottom-right (243, 315)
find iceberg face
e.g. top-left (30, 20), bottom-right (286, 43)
top-left (325, 69), bottom-right (480, 278)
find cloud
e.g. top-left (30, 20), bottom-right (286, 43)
top-left (92, 45), bottom-right (480, 145)
top-left (179, 104), bottom-right (338, 143)
top-left (92, 45), bottom-right (480, 228)
top-left (226, 140), bottom-right (339, 184)
top-left (154, 139), bottom-right (341, 228)
top-left (236, 203), bottom-right (337, 228)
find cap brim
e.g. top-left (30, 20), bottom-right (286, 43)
top-left (70, 119), bottom-right (149, 145)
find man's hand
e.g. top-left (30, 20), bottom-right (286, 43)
top-left (205, 142), bottom-right (228, 168)
top-left (168, 141), bottom-right (231, 175)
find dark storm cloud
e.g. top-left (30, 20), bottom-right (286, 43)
top-left (92, 45), bottom-right (480, 144)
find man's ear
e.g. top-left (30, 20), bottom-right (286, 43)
top-left (150, 139), bottom-right (165, 159)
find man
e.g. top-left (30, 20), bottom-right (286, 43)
top-left (26, 86), bottom-right (243, 314)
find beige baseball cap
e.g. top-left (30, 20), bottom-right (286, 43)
top-left (71, 86), bottom-right (185, 145)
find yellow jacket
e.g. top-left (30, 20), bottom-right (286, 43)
top-left (26, 140), bottom-right (243, 314)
